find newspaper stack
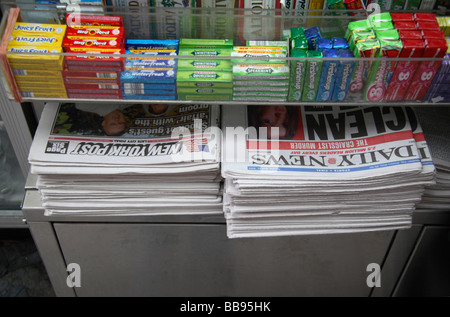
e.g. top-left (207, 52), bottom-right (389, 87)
top-left (28, 102), bottom-right (222, 216)
top-left (414, 107), bottom-right (450, 210)
top-left (222, 105), bottom-right (435, 238)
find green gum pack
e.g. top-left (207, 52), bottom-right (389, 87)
top-left (288, 49), bottom-right (307, 101)
top-left (374, 29), bottom-right (399, 41)
top-left (177, 87), bottom-right (233, 94)
top-left (371, 21), bottom-right (394, 32)
top-left (327, 0), bottom-right (346, 10)
top-left (179, 38), bottom-right (234, 47)
top-left (290, 26), bottom-right (305, 40)
top-left (354, 38), bottom-right (380, 58)
top-left (345, 19), bottom-right (371, 42)
top-left (178, 47), bottom-right (233, 57)
top-left (362, 37), bottom-right (402, 102)
top-left (291, 37), bottom-right (308, 50)
top-left (233, 80), bottom-right (289, 86)
top-left (177, 81), bottom-right (233, 88)
top-left (350, 30), bottom-right (376, 52)
top-left (176, 70), bottom-right (233, 82)
top-left (368, 12), bottom-right (392, 27)
top-left (301, 50), bottom-right (323, 102)
top-left (232, 64), bottom-right (290, 80)
top-left (177, 59), bottom-right (232, 70)
top-left (178, 93), bottom-right (232, 101)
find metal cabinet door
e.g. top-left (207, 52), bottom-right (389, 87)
top-left (54, 222), bottom-right (394, 297)
top-left (393, 226), bottom-right (450, 297)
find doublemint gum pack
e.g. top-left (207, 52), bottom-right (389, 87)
top-left (176, 70), bottom-right (233, 83)
top-left (301, 50), bottom-right (323, 102)
top-left (178, 93), bottom-right (232, 101)
top-left (178, 46), bottom-right (233, 57)
top-left (179, 38), bottom-right (233, 47)
top-left (332, 49), bottom-right (355, 101)
top-left (177, 81), bottom-right (233, 88)
top-left (177, 87), bottom-right (232, 95)
top-left (288, 49), bottom-right (307, 101)
top-left (177, 59), bottom-right (232, 70)
top-left (316, 49), bottom-right (339, 101)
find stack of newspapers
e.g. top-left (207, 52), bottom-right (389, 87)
top-left (221, 105), bottom-right (435, 238)
top-left (28, 102), bottom-right (222, 216)
top-left (415, 107), bottom-right (450, 210)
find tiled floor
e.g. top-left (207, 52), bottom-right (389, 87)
top-left (0, 229), bottom-right (55, 297)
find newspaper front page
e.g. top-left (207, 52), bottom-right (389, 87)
top-left (222, 105), bottom-right (434, 238)
top-left (29, 102), bottom-right (221, 174)
top-left (29, 102), bottom-right (223, 216)
top-left (223, 105), bottom-right (427, 180)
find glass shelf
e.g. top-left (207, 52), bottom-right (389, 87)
top-left (0, 113), bottom-right (26, 228)
top-left (0, 1), bottom-right (449, 106)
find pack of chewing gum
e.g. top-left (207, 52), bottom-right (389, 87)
top-left (65, 14), bottom-right (123, 27)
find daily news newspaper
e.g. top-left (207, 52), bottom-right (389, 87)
top-left (222, 105), bottom-right (435, 182)
top-left (28, 102), bottom-right (221, 175)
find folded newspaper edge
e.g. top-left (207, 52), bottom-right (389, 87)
top-left (29, 102), bottom-right (221, 172)
top-left (221, 105), bottom-right (435, 181)
top-left (221, 105), bottom-right (436, 238)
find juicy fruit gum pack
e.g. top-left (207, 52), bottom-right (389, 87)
top-left (7, 23), bottom-right (67, 63)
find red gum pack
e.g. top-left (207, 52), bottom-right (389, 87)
top-left (416, 21), bottom-right (441, 31)
top-left (404, 38), bottom-right (448, 101)
top-left (421, 29), bottom-right (445, 39)
top-left (414, 13), bottom-right (437, 22)
top-left (398, 30), bottom-right (422, 39)
top-left (384, 39), bottom-right (425, 102)
top-left (66, 26), bottom-right (125, 38)
top-left (63, 63), bottom-right (124, 72)
top-left (67, 92), bottom-right (122, 99)
top-left (394, 21), bottom-right (417, 30)
top-left (63, 69), bottom-right (120, 84)
top-left (63, 48), bottom-right (125, 69)
top-left (390, 13), bottom-right (414, 22)
top-left (62, 69), bottom-right (120, 79)
top-left (65, 14), bottom-right (123, 27)
top-left (63, 38), bottom-right (124, 49)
